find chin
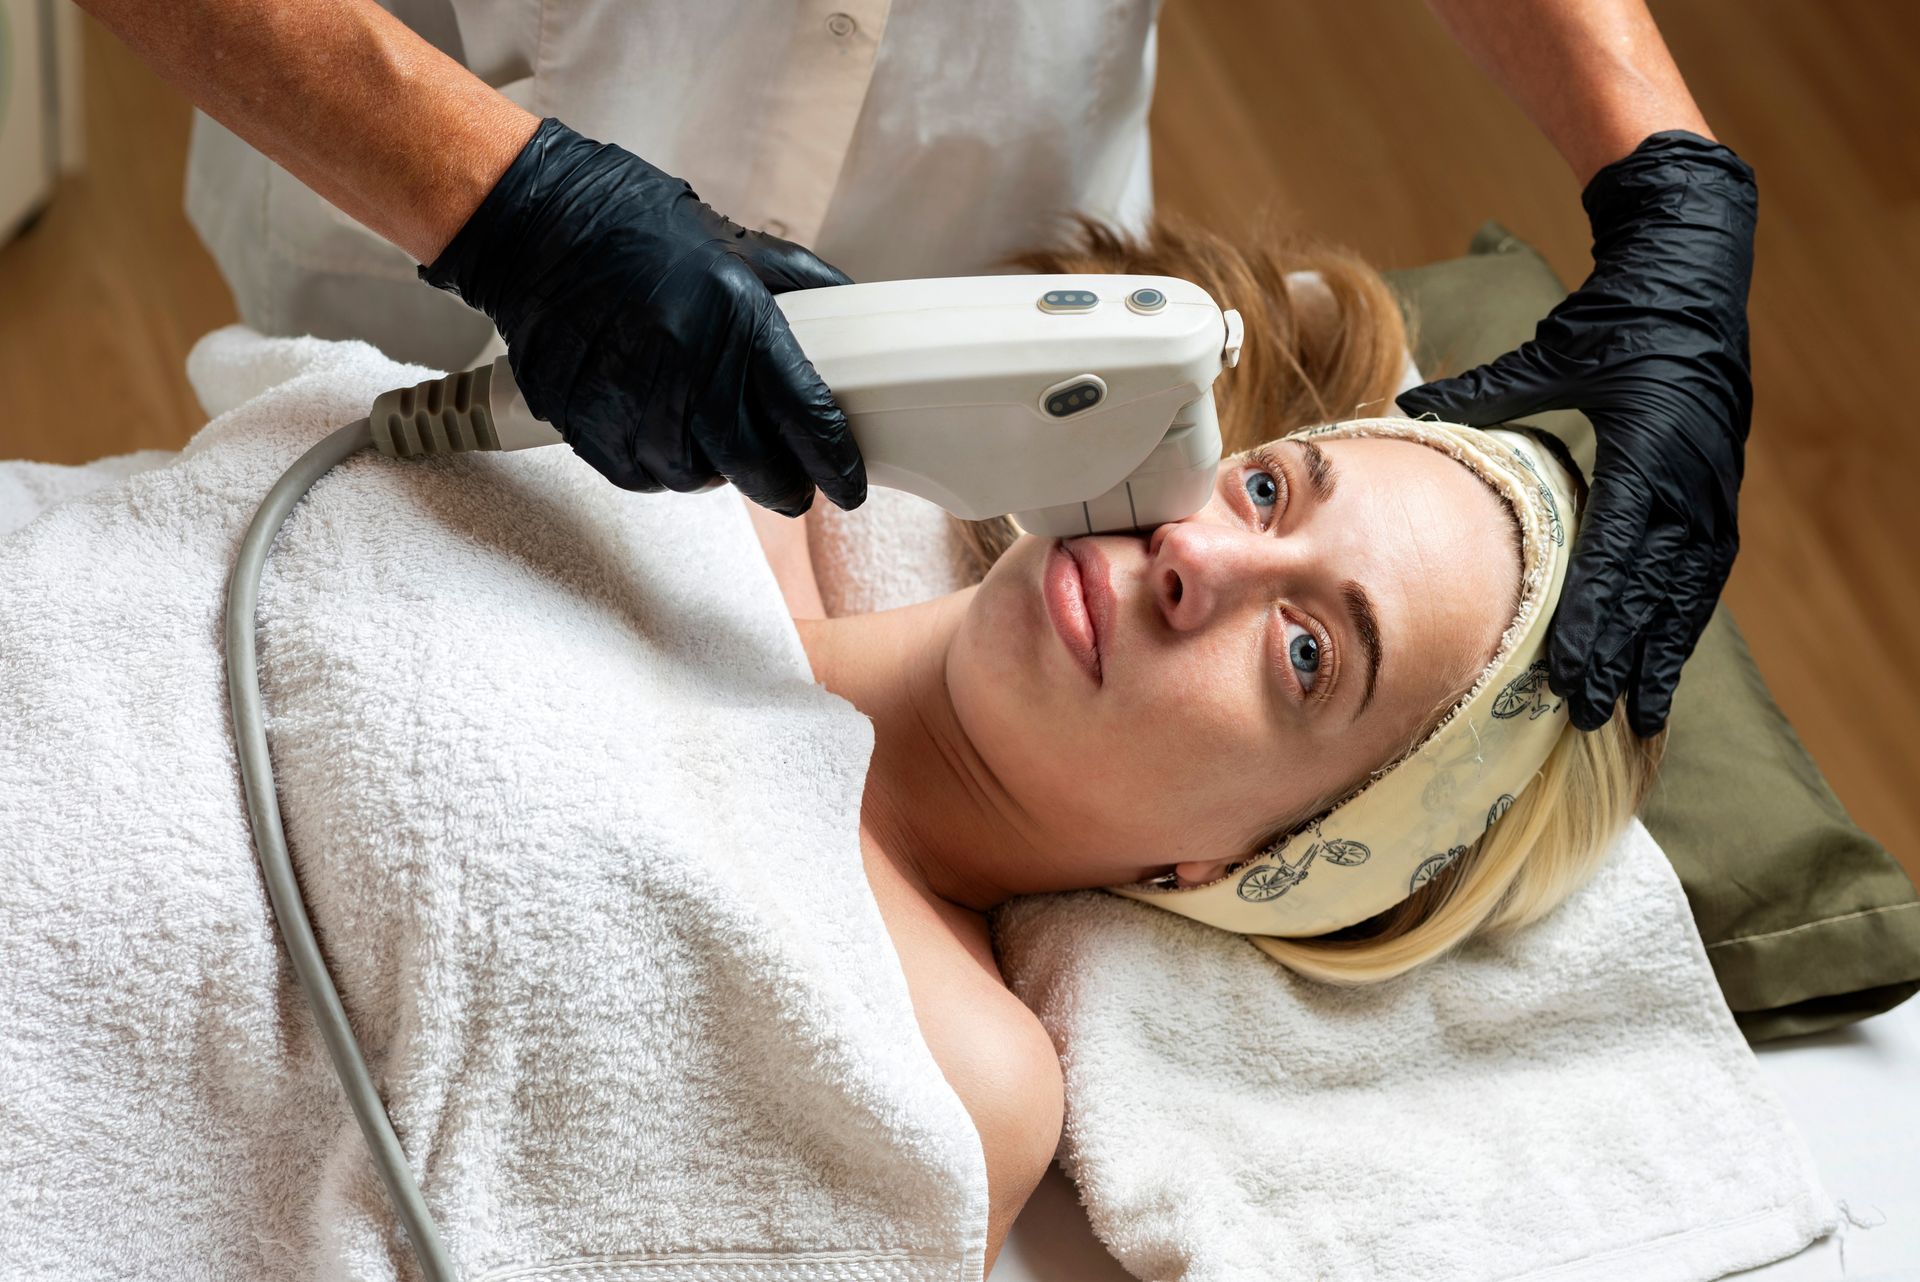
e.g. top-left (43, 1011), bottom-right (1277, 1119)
top-left (960, 536), bottom-right (1034, 636)
top-left (950, 541), bottom-right (1074, 734)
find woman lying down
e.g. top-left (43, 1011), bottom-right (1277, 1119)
top-left (0, 216), bottom-right (1660, 1281)
top-left (768, 217), bottom-right (1664, 1262)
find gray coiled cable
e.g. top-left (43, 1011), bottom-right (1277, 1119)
top-left (224, 417), bottom-right (457, 1282)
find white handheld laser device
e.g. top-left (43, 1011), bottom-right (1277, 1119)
top-left (368, 275), bottom-right (1246, 535)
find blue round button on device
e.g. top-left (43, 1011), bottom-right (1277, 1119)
top-left (1126, 287), bottom-right (1167, 314)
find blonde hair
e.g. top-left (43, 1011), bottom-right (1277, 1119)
top-left (961, 212), bottom-right (1666, 985)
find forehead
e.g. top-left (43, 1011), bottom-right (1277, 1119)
top-left (1292, 436), bottom-right (1518, 721)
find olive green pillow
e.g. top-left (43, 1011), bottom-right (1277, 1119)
top-left (1383, 224), bottom-right (1920, 1042)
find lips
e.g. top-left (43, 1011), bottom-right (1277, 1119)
top-left (1044, 539), bottom-right (1101, 683)
top-left (1066, 540), bottom-right (1114, 682)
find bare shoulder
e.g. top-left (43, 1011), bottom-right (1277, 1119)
top-left (908, 925), bottom-right (1065, 1273)
top-left (930, 959), bottom-right (1066, 1142)
top-left (861, 837), bottom-right (1063, 1113)
top-left (861, 841), bottom-right (1064, 1267)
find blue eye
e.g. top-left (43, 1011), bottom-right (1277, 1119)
top-left (1244, 468), bottom-right (1280, 512)
top-left (1284, 618), bottom-right (1320, 692)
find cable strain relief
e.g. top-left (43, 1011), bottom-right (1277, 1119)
top-left (369, 365), bottom-right (502, 458)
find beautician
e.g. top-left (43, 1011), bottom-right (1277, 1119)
top-left (76, 0), bottom-right (1756, 739)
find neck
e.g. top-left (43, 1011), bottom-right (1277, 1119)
top-left (795, 590), bottom-right (1051, 914)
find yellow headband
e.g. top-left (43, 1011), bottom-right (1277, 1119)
top-left (1105, 417), bottom-right (1579, 939)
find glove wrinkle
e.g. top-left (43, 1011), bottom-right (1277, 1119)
top-left (417, 117), bottom-right (865, 514)
top-left (1403, 130), bottom-right (1757, 734)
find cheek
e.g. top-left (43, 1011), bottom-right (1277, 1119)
top-left (1128, 629), bottom-right (1338, 848)
top-left (1159, 617), bottom-right (1271, 738)
top-left (951, 541), bottom-right (1042, 701)
top-left (952, 581), bottom-right (1285, 855)
top-left (949, 545), bottom-right (1076, 763)
top-left (1148, 640), bottom-right (1271, 798)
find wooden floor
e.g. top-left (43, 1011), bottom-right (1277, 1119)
top-left (2, 4), bottom-right (1916, 881)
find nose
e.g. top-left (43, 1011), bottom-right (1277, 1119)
top-left (1147, 519), bottom-right (1293, 631)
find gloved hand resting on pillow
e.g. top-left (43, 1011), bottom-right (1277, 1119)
top-left (1398, 131), bottom-right (1758, 739)
top-left (420, 116), bottom-right (868, 519)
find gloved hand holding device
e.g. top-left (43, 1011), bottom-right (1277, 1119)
top-left (420, 116), bottom-right (867, 518)
top-left (1398, 130), bottom-right (1758, 738)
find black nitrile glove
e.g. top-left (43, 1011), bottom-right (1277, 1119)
top-left (1397, 131), bottom-right (1758, 737)
top-left (419, 117), bottom-right (865, 517)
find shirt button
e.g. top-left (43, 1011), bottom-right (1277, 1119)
top-left (765, 219), bottom-right (789, 237)
top-left (826, 12), bottom-right (856, 37)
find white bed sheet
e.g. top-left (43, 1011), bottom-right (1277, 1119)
top-left (995, 995), bottom-right (1920, 1281)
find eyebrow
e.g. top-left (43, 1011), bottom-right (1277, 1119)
top-left (1341, 579), bottom-right (1382, 715)
top-left (1298, 439), bottom-right (1337, 504)
top-left (1286, 441), bottom-right (1380, 714)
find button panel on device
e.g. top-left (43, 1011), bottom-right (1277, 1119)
top-left (1038, 289), bottom-right (1100, 313)
top-left (1042, 374), bottom-right (1107, 418)
top-left (1125, 287), bottom-right (1167, 314)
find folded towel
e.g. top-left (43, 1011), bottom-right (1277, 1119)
top-left (804, 443), bottom-right (1840, 1282)
top-left (0, 327), bottom-right (988, 1281)
top-left (0, 450), bottom-right (176, 539)
top-left (995, 821), bottom-right (1836, 1282)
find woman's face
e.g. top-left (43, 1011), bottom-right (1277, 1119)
top-left (948, 433), bottom-right (1521, 887)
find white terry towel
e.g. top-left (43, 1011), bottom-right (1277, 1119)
top-left (804, 462), bottom-right (1841, 1281)
top-left (0, 328), bottom-right (989, 1281)
top-left (0, 450), bottom-right (177, 537)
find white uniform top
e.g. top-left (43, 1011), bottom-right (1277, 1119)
top-left (186, 0), bottom-right (1163, 370)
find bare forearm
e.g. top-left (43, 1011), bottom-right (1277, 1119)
top-left (1422, 0), bottom-right (1713, 186)
top-left (74, 0), bottom-right (538, 262)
